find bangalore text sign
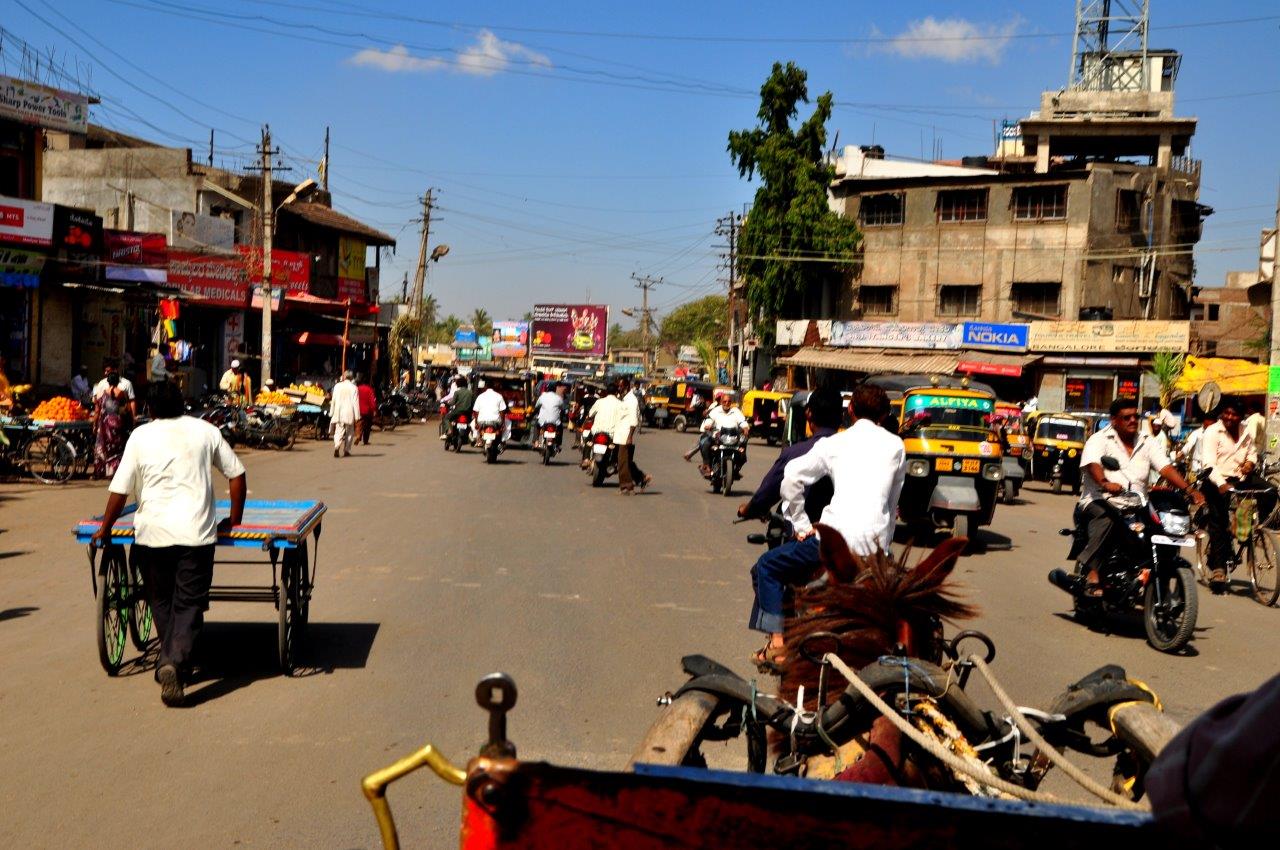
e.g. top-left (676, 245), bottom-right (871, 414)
top-left (491, 321), bottom-right (529, 358)
top-left (830, 321), bottom-right (962, 350)
top-left (1027, 321), bottom-right (1190, 354)
top-left (0, 75), bottom-right (89, 134)
top-left (530, 304), bottom-right (608, 358)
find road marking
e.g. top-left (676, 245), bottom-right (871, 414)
top-left (539, 592), bottom-right (584, 601)
top-left (653, 602), bottom-right (705, 613)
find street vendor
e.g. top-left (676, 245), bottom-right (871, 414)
top-left (91, 381), bottom-right (247, 707)
top-left (218, 359), bottom-right (253, 406)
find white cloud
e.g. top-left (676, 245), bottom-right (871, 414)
top-left (348, 30), bottom-right (551, 77)
top-left (881, 17), bottom-right (1020, 64)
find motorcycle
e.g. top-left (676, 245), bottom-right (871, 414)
top-left (443, 410), bottom-right (470, 453)
top-left (587, 431), bottom-right (618, 487)
top-left (739, 509), bottom-right (788, 550)
top-left (536, 422), bottom-right (560, 466)
top-left (475, 420), bottom-right (504, 464)
top-left (1048, 455), bottom-right (1199, 653)
top-left (707, 427), bottom-right (747, 497)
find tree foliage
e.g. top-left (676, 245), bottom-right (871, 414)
top-left (470, 308), bottom-right (493, 338)
top-left (659, 295), bottom-right (728, 348)
top-left (1147, 352), bottom-right (1186, 408)
top-left (728, 62), bottom-right (861, 334)
top-left (609, 322), bottom-right (645, 349)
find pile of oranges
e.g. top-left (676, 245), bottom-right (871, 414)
top-left (254, 390), bottom-right (295, 406)
top-left (31, 396), bottom-right (89, 421)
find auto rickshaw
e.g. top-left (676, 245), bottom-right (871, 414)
top-left (1027, 412), bottom-right (1089, 495)
top-left (992, 402), bottom-right (1028, 502)
top-left (869, 374), bottom-right (1004, 542)
top-left (741, 389), bottom-right (792, 446)
top-left (666, 380), bottom-right (714, 432)
top-left (472, 368), bottom-right (536, 444)
top-left (644, 382), bottom-right (673, 428)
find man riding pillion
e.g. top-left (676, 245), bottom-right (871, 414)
top-left (688, 391), bottom-right (750, 478)
top-left (439, 375), bottom-right (475, 440)
top-left (581, 383), bottom-right (623, 469)
top-left (737, 387), bottom-right (843, 526)
top-left (1076, 397), bottom-right (1203, 597)
top-left (533, 382), bottom-right (567, 448)
top-left (1201, 397), bottom-right (1276, 591)
top-left (471, 379), bottom-right (511, 448)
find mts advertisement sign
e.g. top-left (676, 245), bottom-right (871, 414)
top-left (530, 304), bottom-right (608, 358)
top-left (0, 196), bottom-right (54, 247)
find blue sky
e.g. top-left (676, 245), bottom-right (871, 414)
top-left (5, 0), bottom-right (1278, 325)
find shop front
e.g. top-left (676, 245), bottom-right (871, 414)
top-left (0, 195), bottom-right (54, 384)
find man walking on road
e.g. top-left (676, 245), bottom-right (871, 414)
top-left (356, 375), bottom-right (376, 446)
top-left (614, 378), bottom-right (652, 494)
top-left (747, 385), bottom-right (906, 671)
top-left (330, 370), bottom-right (360, 458)
top-left (91, 381), bottom-right (246, 706)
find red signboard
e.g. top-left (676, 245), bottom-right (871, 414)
top-left (337, 276), bottom-right (366, 302)
top-left (957, 360), bottom-right (1023, 378)
top-left (168, 251), bottom-right (250, 306)
top-left (236, 245), bottom-right (311, 295)
top-left (105, 230), bottom-right (167, 265)
top-left (530, 304), bottom-right (609, 358)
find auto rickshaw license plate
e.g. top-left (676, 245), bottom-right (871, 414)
top-left (962, 459), bottom-right (980, 473)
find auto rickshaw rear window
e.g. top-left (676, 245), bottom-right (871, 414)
top-left (1036, 419), bottom-right (1086, 442)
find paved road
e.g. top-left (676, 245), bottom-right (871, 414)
top-left (1, 423), bottom-right (1277, 847)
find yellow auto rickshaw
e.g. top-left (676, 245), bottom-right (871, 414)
top-left (741, 389), bottom-right (792, 446)
top-left (993, 402), bottom-right (1029, 502)
top-left (1027, 412), bottom-right (1089, 496)
top-left (869, 374), bottom-right (1004, 542)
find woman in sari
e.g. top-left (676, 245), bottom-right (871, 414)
top-left (93, 373), bottom-right (132, 478)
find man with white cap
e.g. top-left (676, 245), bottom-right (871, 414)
top-left (330, 370), bottom-right (360, 458)
top-left (218, 359), bottom-right (253, 406)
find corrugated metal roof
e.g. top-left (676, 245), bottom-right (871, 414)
top-left (279, 202), bottom-right (396, 246)
top-left (777, 347), bottom-right (959, 374)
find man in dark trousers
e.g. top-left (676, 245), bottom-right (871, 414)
top-left (92, 381), bottom-right (247, 707)
top-left (737, 387), bottom-right (843, 525)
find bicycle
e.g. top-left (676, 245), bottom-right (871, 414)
top-left (0, 418), bottom-right (78, 484)
top-left (1194, 484), bottom-right (1279, 607)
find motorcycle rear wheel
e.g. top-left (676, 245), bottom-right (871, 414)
top-left (1143, 566), bottom-right (1197, 653)
top-left (592, 461), bottom-right (607, 487)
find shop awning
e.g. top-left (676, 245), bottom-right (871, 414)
top-left (1174, 355), bottom-right (1267, 395)
top-left (778, 346), bottom-right (959, 375)
top-left (284, 292), bottom-right (378, 317)
top-left (956, 352), bottom-right (1042, 378)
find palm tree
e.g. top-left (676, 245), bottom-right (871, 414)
top-left (471, 308), bottom-right (493, 337)
top-left (420, 293), bottom-right (439, 328)
top-left (1147, 352), bottom-right (1186, 408)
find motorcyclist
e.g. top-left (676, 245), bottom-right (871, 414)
top-left (1076, 396), bottom-right (1203, 596)
top-left (471, 379), bottom-right (511, 448)
top-left (737, 387), bottom-right (842, 526)
top-left (533, 382), bottom-right (567, 447)
top-left (439, 375), bottom-right (475, 440)
top-left (580, 383), bottom-right (622, 470)
top-left (1200, 397), bottom-right (1276, 591)
top-left (688, 391), bottom-right (749, 478)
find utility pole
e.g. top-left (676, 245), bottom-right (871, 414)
top-left (715, 212), bottom-right (741, 387)
top-left (250, 125), bottom-right (288, 388)
top-left (630, 273), bottom-right (662, 374)
top-left (1267, 180), bottom-right (1280, 460)
top-left (322, 126), bottom-right (330, 192)
top-left (408, 189), bottom-right (435, 384)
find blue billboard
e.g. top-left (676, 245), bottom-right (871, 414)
top-left (961, 322), bottom-right (1028, 352)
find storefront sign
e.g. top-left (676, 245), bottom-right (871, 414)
top-left (530, 304), bottom-right (608, 358)
top-left (337, 236), bottom-right (367, 301)
top-left (830, 321), bottom-right (962, 350)
top-left (236, 246), bottom-right (311, 295)
top-left (453, 326), bottom-right (479, 348)
top-left (961, 322), bottom-right (1027, 352)
top-left (223, 313), bottom-right (246, 364)
top-left (491, 321), bottom-right (529, 358)
top-left (0, 196), bottom-right (54, 247)
top-left (1268, 366), bottom-right (1280, 396)
top-left (1027, 321), bottom-right (1190, 353)
top-left (0, 74), bottom-right (89, 134)
top-left (168, 251), bottom-right (250, 307)
top-left (105, 231), bottom-right (168, 282)
top-left (1042, 356), bottom-right (1141, 367)
top-left (0, 246), bottom-right (45, 288)
top-left (775, 319), bottom-right (832, 346)
top-left (48, 206), bottom-right (103, 282)
top-left (957, 359), bottom-right (1024, 378)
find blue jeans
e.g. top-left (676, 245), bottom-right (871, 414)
top-left (749, 536), bottom-right (821, 635)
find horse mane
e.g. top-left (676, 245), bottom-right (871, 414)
top-left (781, 526), bottom-right (977, 710)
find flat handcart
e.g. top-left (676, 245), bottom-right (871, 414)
top-left (74, 499), bottom-right (326, 675)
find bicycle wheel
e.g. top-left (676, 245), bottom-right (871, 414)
top-left (96, 547), bottom-right (130, 674)
top-left (23, 432), bottom-right (75, 484)
top-left (1249, 529), bottom-right (1280, 606)
top-left (127, 559), bottom-right (153, 650)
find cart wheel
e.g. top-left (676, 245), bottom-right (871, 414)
top-left (96, 547), bottom-right (130, 675)
top-left (24, 432), bottom-right (75, 484)
top-left (127, 559), bottom-right (153, 650)
top-left (277, 550), bottom-right (304, 673)
top-left (291, 541), bottom-right (311, 627)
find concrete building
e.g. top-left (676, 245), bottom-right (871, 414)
top-left (1190, 271), bottom-right (1268, 360)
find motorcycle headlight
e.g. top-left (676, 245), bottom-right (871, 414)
top-left (720, 433), bottom-right (738, 445)
top-left (982, 463), bottom-right (1003, 481)
top-left (1158, 512), bottom-right (1191, 536)
top-left (907, 459), bottom-right (930, 477)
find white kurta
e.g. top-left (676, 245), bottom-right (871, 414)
top-left (329, 380), bottom-right (360, 425)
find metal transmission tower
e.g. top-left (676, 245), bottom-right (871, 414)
top-left (1068, 0), bottom-right (1150, 92)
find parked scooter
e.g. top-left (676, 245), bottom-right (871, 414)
top-left (1048, 455), bottom-right (1199, 653)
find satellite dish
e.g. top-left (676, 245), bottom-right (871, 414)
top-left (1198, 381), bottom-right (1222, 414)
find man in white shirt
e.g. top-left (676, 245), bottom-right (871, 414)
top-left (218, 359), bottom-right (253, 406)
top-left (92, 359), bottom-right (137, 418)
top-left (533, 383), bottom-right (566, 447)
top-left (747, 385), bottom-right (906, 670)
top-left (471, 380), bottom-right (511, 445)
top-left (613, 378), bottom-right (652, 493)
top-left (1177, 411), bottom-right (1216, 476)
top-left (329, 370), bottom-right (361, 458)
top-left (581, 385), bottom-right (622, 469)
top-left (91, 381), bottom-right (246, 706)
top-left (1200, 398), bottom-right (1273, 589)
top-left (1244, 401), bottom-right (1267, 455)
top-left (1075, 397), bottom-right (1202, 594)
top-left (690, 392), bottom-right (750, 477)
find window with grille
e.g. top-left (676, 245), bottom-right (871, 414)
top-left (1116, 190), bottom-right (1142, 232)
top-left (859, 285), bottom-right (898, 316)
top-left (937, 189), bottom-right (988, 223)
top-left (1012, 185), bottom-right (1067, 221)
top-left (1011, 282), bottom-right (1061, 317)
top-left (938, 284), bottom-right (981, 317)
top-left (859, 193), bottom-right (904, 226)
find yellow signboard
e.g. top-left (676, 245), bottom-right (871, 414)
top-left (1027, 321), bottom-right (1189, 354)
top-left (338, 236), bottom-right (366, 282)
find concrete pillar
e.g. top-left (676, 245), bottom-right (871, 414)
top-left (1035, 135), bottom-right (1051, 173)
top-left (1157, 133), bottom-right (1172, 172)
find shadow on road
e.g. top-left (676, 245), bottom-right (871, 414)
top-left (0, 605), bottom-right (38, 622)
top-left (0, 550), bottom-right (30, 560)
top-left (176, 621), bottom-right (380, 706)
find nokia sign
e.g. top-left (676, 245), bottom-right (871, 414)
top-left (962, 322), bottom-right (1028, 352)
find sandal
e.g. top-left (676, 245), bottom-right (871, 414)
top-left (1084, 571), bottom-right (1103, 598)
top-left (640, 475), bottom-right (653, 490)
top-left (751, 645), bottom-right (786, 674)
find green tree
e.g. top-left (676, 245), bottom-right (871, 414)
top-left (1147, 352), bottom-right (1186, 408)
top-left (659, 295), bottom-right (728, 348)
top-left (522, 310), bottom-right (534, 323)
top-left (430, 314), bottom-right (462, 344)
top-left (470, 308), bottom-right (493, 338)
top-left (609, 322), bottom-right (645, 349)
top-left (420, 294), bottom-right (439, 329)
top-left (728, 62), bottom-right (861, 337)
